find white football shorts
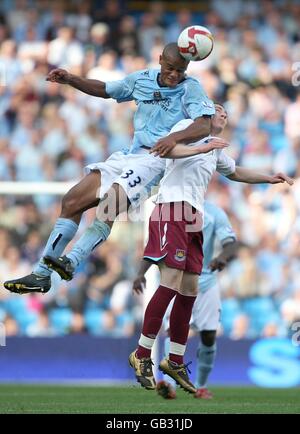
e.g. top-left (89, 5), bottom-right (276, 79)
top-left (191, 283), bottom-right (221, 332)
top-left (85, 150), bottom-right (166, 209)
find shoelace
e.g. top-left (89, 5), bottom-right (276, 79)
top-left (140, 358), bottom-right (154, 376)
top-left (181, 361), bottom-right (192, 376)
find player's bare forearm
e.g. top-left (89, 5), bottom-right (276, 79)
top-left (68, 75), bottom-right (109, 98)
top-left (162, 139), bottom-right (229, 159)
top-left (227, 166), bottom-right (272, 183)
top-left (170, 116), bottom-right (212, 145)
top-left (227, 166), bottom-right (294, 185)
top-left (137, 260), bottom-right (152, 277)
top-left (46, 68), bottom-right (109, 98)
top-left (162, 144), bottom-right (199, 158)
top-left (150, 116), bottom-right (212, 157)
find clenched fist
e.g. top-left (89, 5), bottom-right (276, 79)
top-left (46, 68), bottom-right (71, 84)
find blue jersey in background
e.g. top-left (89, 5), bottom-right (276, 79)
top-left (200, 201), bottom-right (236, 293)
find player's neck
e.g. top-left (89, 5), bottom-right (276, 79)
top-left (157, 73), bottom-right (185, 87)
top-left (157, 74), bottom-right (168, 87)
top-left (211, 127), bottom-right (223, 136)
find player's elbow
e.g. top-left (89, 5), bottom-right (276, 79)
top-left (227, 171), bottom-right (238, 181)
top-left (194, 115), bottom-right (211, 137)
top-left (224, 239), bottom-right (239, 262)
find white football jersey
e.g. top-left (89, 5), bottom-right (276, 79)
top-left (155, 119), bottom-right (236, 215)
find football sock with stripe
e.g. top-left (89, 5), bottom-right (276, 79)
top-left (196, 342), bottom-right (217, 388)
top-left (136, 285), bottom-right (177, 359)
top-left (67, 219), bottom-right (111, 267)
top-left (33, 218), bottom-right (78, 277)
top-left (169, 293), bottom-right (197, 365)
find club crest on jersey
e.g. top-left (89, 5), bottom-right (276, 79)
top-left (174, 249), bottom-right (186, 262)
top-left (153, 91), bottom-right (162, 100)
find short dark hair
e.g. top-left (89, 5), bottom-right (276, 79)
top-left (214, 101), bottom-right (225, 109)
top-left (162, 43), bottom-right (189, 64)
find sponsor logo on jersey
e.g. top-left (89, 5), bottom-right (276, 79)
top-left (153, 91), bottom-right (162, 100)
top-left (142, 98), bottom-right (171, 111)
top-left (174, 249), bottom-right (186, 262)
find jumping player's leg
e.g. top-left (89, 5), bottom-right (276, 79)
top-left (136, 263), bottom-right (182, 358)
top-left (168, 272), bottom-right (198, 363)
top-left (36, 171), bottom-right (101, 274)
top-left (158, 219), bottom-right (203, 394)
top-left (4, 171), bottom-right (102, 293)
top-left (159, 271), bottom-right (198, 394)
top-left (163, 217), bottom-right (203, 368)
top-left (60, 171), bottom-right (102, 222)
top-left (65, 182), bottom-right (130, 269)
top-left (129, 262), bottom-right (182, 390)
top-left (44, 155), bottom-right (165, 281)
top-left (129, 202), bottom-right (203, 393)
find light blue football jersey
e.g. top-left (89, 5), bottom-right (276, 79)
top-left (199, 201), bottom-right (237, 293)
top-left (106, 69), bottom-right (215, 153)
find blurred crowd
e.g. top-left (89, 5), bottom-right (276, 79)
top-left (0, 0), bottom-right (300, 339)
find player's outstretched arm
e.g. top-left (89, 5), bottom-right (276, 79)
top-left (227, 166), bottom-right (294, 185)
top-left (150, 116), bottom-right (212, 157)
top-left (46, 68), bottom-right (110, 98)
top-left (157, 137), bottom-right (229, 159)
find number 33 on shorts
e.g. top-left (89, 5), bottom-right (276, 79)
top-left (121, 169), bottom-right (142, 188)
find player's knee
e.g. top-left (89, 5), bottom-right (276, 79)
top-left (160, 270), bottom-right (182, 290)
top-left (61, 192), bottom-right (80, 218)
top-left (190, 287), bottom-right (198, 297)
top-left (179, 286), bottom-right (198, 297)
top-left (96, 191), bottom-right (119, 223)
top-left (112, 183), bottom-right (131, 215)
top-left (200, 330), bottom-right (216, 347)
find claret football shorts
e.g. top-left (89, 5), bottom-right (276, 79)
top-left (143, 202), bottom-right (204, 274)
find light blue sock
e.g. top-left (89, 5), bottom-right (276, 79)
top-left (196, 342), bottom-right (217, 388)
top-left (33, 218), bottom-right (78, 277)
top-left (67, 219), bottom-right (111, 267)
top-left (163, 337), bottom-right (177, 388)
